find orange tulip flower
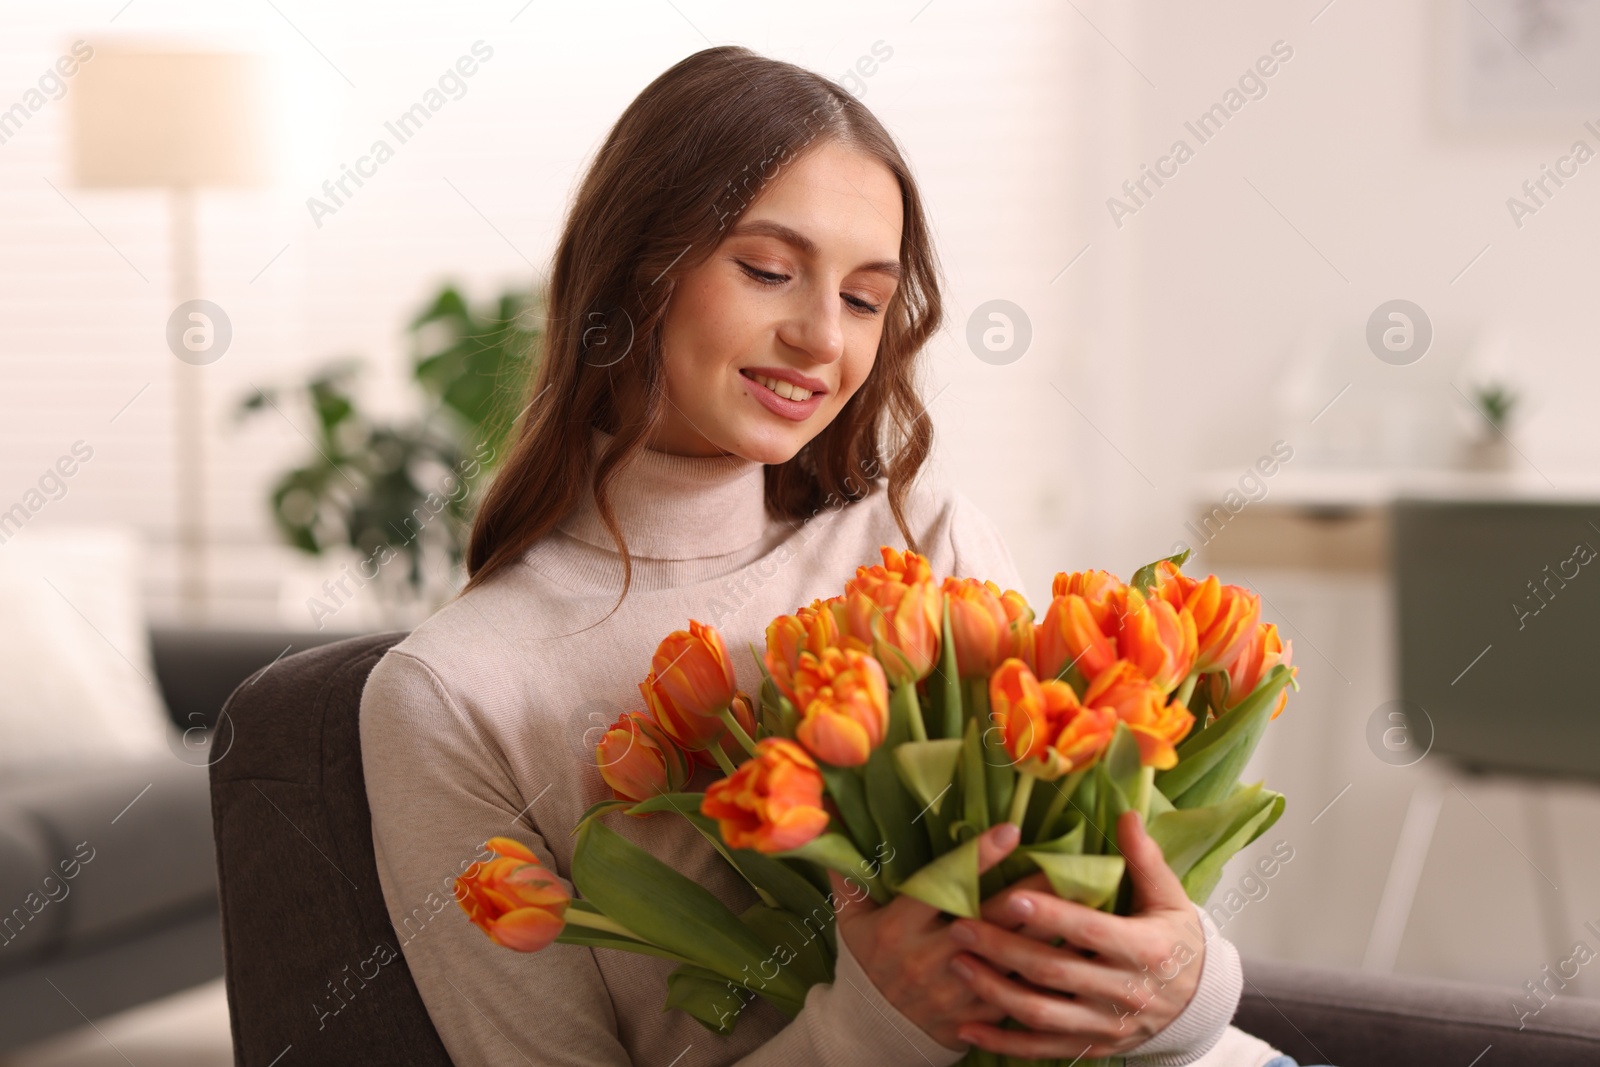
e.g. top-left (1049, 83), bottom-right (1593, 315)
top-left (701, 738), bottom-right (831, 854)
top-left (1211, 622), bottom-right (1296, 720)
top-left (1148, 559), bottom-right (1197, 612)
top-left (454, 837), bottom-right (570, 952)
top-left (989, 658), bottom-right (1116, 779)
top-left (1187, 577), bottom-right (1261, 674)
top-left (765, 598), bottom-right (843, 705)
top-left (1051, 569), bottom-right (1126, 631)
top-left (844, 548), bottom-right (940, 685)
top-left (640, 671), bottom-right (724, 752)
top-left (998, 587), bottom-right (1037, 670)
top-left (596, 710), bottom-right (692, 806)
top-left (1035, 593), bottom-right (1117, 682)
top-left (942, 577), bottom-right (1011, 678)
top-left (1119, 586), bottom-right (1198, 694)
top-left (989, 657), bottom-right (1049, 766)
top-left (1084, 660), bottom-right (1195, 770)
top-left (791, 647), bottom-right (890, 767)
top-left (652, 620), bottom-right (738, 718)
top-left (1042, 681), bottom-right (1119, 775)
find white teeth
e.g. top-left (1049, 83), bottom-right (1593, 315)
top-left (750, 373), bottom-right (813, 402)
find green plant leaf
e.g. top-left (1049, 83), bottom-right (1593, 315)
top-left (818, 765), bottom-right (878, 847)
top-left (571, 819), bottom-right (809, 1004)
top-left (937, 595), bottom-right (963, 738)
top-left (738, 903), bottom-right (834, 989)
top-left (961, 717), bottom-right (989, 832)
top-left (1146, 781), bottom-right (1273, 881)
top-left (776, 833), bottom-right (890, 904)
top-left (1180, 789), bottom-right (1286, 904)
top-left (571, 797), bottom-right (632, 833)
top-left (895, 834), bottom-right (981, 918)
top-left (1026, 853), bottom-right (1126, 909)
top-left (893, 739), bottom-right (964, 815)
top-left (1020, 818), bottom-right (1087, 857)
top-left (862, 685), bottom-right (932, 886)
top-left (1155, 665), bottom-right (1295, 803)
top-left (625, 792), bottom-right (825, 919)
top-left (664, 965), bottom-right (750, 1034)
top-left (1130, 547), bottom-right (1192, 595)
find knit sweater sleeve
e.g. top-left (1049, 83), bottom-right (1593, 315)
top-left (359, 647), bottom-right (966, 1067)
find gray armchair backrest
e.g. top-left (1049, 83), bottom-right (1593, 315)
top-left (209, 630), bottom-right (455, 1067)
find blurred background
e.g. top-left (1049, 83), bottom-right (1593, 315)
top-left (3, 0), bottom-right (1599, 1062)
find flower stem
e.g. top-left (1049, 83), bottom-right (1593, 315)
top-left (1174, 673), bottom-right (1198, 709)
top-left (1036, 768), bottom-right (1087, 843)
top-left (1006, 773), bottom-right (1035, 828)
top-left (708, 743), bottom-right (739, 777)
top-left (718, 706), bottom-right (760, 757)
top-left (563, 907), bottom-right (644, 941)
top-left (896, 682), bottom-right (928, 743)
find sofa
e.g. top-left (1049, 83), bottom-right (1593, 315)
top-left (0, 625), bottom-right (349, 1054)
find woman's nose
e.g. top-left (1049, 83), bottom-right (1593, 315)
top-left (777, 284), bottom-right (845, 365)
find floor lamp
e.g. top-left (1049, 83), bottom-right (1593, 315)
top-left (69, 46), bottom-right (269, 622)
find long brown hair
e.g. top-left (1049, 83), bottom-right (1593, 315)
top-left (464, 45), bottom-right (943, 605)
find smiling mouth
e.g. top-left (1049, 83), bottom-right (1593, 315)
top-left (742, 370), bottom-right (819, 402)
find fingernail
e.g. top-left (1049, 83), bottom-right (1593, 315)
top-left (951, 956), bottom-right (975, 979)
top-left (994, 822), bottom-right (1020, 847)
top-left (950, 921), bottom-right (976, 945)
top-left (1007, 895), bottom-right (1035, 920)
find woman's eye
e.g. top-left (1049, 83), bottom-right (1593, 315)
top-left (844, 294), bottom-right (882, 316)
top-left (738, 262), bottom-right (787, 285)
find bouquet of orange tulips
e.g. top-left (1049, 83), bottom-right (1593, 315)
top-left (453, 547), bottom-right (1299, 1067)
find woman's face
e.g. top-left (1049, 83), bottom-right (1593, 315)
top-left (651, 138), bottom-right (905, 464)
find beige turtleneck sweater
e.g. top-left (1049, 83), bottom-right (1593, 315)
top-left (359, 430), bottom-right (1276, 1067)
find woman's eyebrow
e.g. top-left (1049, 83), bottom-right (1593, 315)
top-left (729, 218), bottom-right (902, 279)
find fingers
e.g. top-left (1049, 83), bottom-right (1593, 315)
top-left (1116, 810), bottom-right (1192, 914)
top-left (978, 870), bottom-right (1049, 928)
top-left (948, 953), bottom-right (1119, 1043)
top-left (980, 889), bottom-right (1141, 965)
top-left (975, 821), bottom-right (1021, 874)
top-left (950, 918), bottom-right (1141, 1009)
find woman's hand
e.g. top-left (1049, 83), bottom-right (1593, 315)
top-left (828, 822), bottom-right (1022, 1051)
top-left (947, 810), bottom-right (1206, 1060)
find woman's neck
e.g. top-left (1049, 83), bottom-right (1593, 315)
top-left (554, 427), bottom-right (771, 561)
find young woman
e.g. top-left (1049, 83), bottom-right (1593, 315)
top-left (360, 45), bottom-right (1307, 1067)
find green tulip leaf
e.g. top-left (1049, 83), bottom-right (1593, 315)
top-left (664, 965), bottom-right (750, 1034)
top-left (861, 685), bottom-right (933, 886)
top-left (1180, 788), bottom-right (1286, 903)
top-left (1026, 852), bottom-right (1126, 909)
top-left (937, 595), bottom-right (963, 739)
top-left (738, 902), bottom-right (835, 989)
top-left (1146, 781), bottom-right (1273, 881)
top-left (1131, 548), bottom-right (1192, 595)
top-left (960, 717), bottom-right (989, 832)
top-left (895, 834), bottom-right (981, 918)
top-left (894, 739), bottom-right (965, 815)
top-left (571, 819), bottom-right (809, 1005)
top-left (1155, 665), bottom-right (1294, 803)
top-left (571, 797), bottom-right (632, 833)
top-left (1020, 818), bottom-right (1087, 857)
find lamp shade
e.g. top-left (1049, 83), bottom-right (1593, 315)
top-left (69, 46), bottom-right (270, 188)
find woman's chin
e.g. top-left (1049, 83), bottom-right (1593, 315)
top-left (723, 423), bottom-right (812, 467)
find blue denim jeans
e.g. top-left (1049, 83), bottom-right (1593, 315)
top-left (1265, 1059), bottom-right (1336, 1067)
